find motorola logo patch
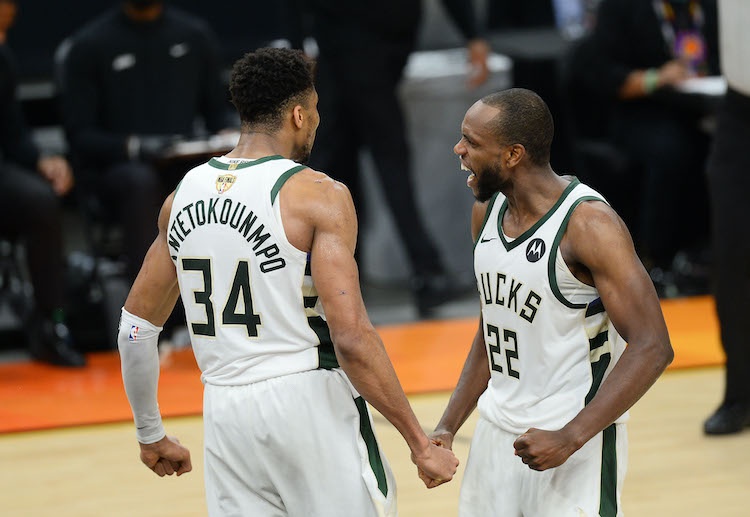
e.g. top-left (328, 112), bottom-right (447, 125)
top-left (526, 238), bottom-right (546, 262)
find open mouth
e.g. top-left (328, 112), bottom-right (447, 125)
top-left (461, 162), bottom-right (476, 186)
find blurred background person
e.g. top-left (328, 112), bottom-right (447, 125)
top-left (296, 0), bottom-right (490, 317)
top-left (703, 0), bottom-right (750, 435)
top-left (57, 0), bottom-right (233, 283)
top-left (587, 0), bottom-right (719, 292)
top-left (0, 0), bottom-right (82, 366)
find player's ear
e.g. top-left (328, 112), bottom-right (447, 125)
top-left (506, 144), bottom-right (525, 168)
top-left (292, 105), bottom-right (304, 130)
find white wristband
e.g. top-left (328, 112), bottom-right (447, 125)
top-left (118, 308), bottom-right (166, 444)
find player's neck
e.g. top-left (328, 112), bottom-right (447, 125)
top-left (226, 132), bottom-right (292, 161)
top-left (503, 165), bottom-right (566, 219)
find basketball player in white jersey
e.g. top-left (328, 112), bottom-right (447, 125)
top-left (424, 89), bottom-right (674, 516)
top-left (116, 48), bottom-right (458, 517)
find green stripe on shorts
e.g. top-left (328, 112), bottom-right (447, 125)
top-left (354, 396), bottom-right (388, 498)
top-left (600, 424), bottom-right (617, 517)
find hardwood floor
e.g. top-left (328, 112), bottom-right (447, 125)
top-left (1, 367), bottom-right (747, 517)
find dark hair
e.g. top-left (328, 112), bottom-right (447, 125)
top-left (229, 48), bottom-right (315, 130)
top-left (480, 88), bottom-right (554, 166)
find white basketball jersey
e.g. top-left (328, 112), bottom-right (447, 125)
top-left (473, 179), bottom-right (628, 435)
top-left (168, 155), bottom-right (338, 386)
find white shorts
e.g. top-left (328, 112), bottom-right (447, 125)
top-left (203, 368), bottom-right (396, 517)
top-left (459, 417), bottom-right (627, 517)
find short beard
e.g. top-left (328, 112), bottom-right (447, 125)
top-left (474, 162), bottom-right (505, 202)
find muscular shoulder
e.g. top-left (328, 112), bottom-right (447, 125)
top-left (567, 199), bottom-right (626, 239)
top-left (158, 192), bottom-right (176, 234)
top-left (562, 199), bottom-right (633, 271)
top-left (282, 168), bottom-right (356, 228)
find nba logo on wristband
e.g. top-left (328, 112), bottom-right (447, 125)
top-left (129, 326), bottom-right (140, 342)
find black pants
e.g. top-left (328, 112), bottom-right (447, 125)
top-left (706, 88), bottom-right (750, 406)
top-left (612, 103), bottom-right (711, 266)
top-left (310, 42), bottom-right (443, 277)
top-left (0, 165), bottom-right (64, 314)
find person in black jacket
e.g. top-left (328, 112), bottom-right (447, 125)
top-left (588, 0), bottom-right (718, 282)
top-left (58, 0), bottom-right (232, 281)
top-left (0, 0), bottom-right (83, 367)
top-left (703, 0), bottom-right (750, 435)
top-left (301, 0), bottom-right (489, 316)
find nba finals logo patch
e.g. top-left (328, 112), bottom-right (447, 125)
top-left (216, 174), bottom-right (237, 194)
top-left (129, 326), bottom-right (139, 342)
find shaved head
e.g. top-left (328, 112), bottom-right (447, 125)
top-left (480, 88), bottom-right (554, 166)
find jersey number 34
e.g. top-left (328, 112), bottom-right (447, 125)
top-left (182, 258), bottom-right (261, 338)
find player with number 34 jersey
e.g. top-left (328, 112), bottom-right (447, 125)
top-left (168, 154), bottom-right (336, 386)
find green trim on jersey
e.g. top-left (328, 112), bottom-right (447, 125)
top-left (303, 257), bottom-right (340, 369)
top-left (585, 297), bottom-right (605, 317)
top-left (473, 192), bottom-right (500, 254)
top-left (354, 396), bottom-right (389, 498)
top-left (309, 316), bottom-right (339, 369)
top-left (497, 178), bottom-right (580, 251)
top-left (207, 155), bottom-right (284, 170)
top-left (585, 331), bottom-right (611, 405)
top-left (589, 330), bottom-right (609, 351)
top-left (547, 195), bottom-right (603, 309)
top-left (600, 424), bottom-right (618, 517)
top-left (271, 165), bottom-right (307, 204)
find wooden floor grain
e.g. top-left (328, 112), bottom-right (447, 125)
top-left (1, 367), bottom-right (747, 517)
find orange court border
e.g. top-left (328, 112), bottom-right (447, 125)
top-left (0, 296), bottom-right (724, 434)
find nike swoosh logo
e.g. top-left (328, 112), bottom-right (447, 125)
top-left (480, 236), bottom-right (496, 243)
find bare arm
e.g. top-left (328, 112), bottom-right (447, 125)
top-left (513, 201), bottom-right (672, 470)
top-left (563, 202), bottom-right (673, 441)
top-left (307, 177), bottom-right (458, 485)
top-left (431, 200), bottom-right (492, 446)
top-left (432, 317), bottom-right (488, 447)
top-left (123, 193), bottom-right (180, 324)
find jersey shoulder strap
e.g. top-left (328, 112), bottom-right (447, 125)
top-left (547, 181), bottom-right (607, 309)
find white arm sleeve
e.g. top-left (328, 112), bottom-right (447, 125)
top-left (118, 308), bottom-right (166, 444)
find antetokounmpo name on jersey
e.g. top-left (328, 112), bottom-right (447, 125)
top-left (478, 271), bottom-right (542, 324)
top-left (168, 197), bottom-right (286, 273)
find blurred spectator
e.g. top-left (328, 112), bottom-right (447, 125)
top-left (589, 0), bottom-right (718, 282)
top-left (301, 0), bottom-right (489, 316)
top-left (487, 0), bottom-right (600, 38)
top-left (488, 0), bottom-right (556, 30)
top-left (0, 0), bottom-right (83, 366)
top-left (703, 0), bottom-right (750, 435)
top-left (57, 0), bottom-right (232, 281)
